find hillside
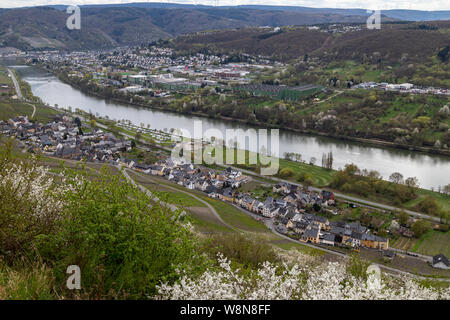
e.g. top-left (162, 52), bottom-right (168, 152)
top-left (0, 6), bottom-right (384, 51)
top-left (169, 22), bottom-right (450, 64)
top-left (43, 3), bottom-right (450, 22)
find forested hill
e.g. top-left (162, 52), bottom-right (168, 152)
top-left (0, 5), bottom-right (385, 51)
top-left (168, 21), bottom-right (450, 64)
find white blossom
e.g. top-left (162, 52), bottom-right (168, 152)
top-left (157, 253), bottom-right (450, 300)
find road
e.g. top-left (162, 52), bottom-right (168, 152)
top-left (8, 68), bottom-right (36, 118)
top-left (123, 168), bottom-right (240, 233)
top-left (315, 90), bottom-right (343, 104)
top-left (8, 68), bottom-right (22, 99)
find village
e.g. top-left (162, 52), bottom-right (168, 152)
top-left (28, 46), bottom-right (282, 97)
top-left (0, 113), bottom-right (398, 256)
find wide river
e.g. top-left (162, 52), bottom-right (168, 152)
top-left (10, 64), bottom-right (450, 190)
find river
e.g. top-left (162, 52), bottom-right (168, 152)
top-left (9, 64), bottom-right (450, 190)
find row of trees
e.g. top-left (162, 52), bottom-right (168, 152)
top-left (321, 152), bottom-right (333, 170)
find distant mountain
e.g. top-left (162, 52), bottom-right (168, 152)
top-left (42, 3), bottom-right (450, 22)
top-left (233, 5), bottom-right (450, 21)
top-left (0, 6), bottom-right (386, 51)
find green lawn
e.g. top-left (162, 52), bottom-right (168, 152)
top-left (412, 230), bottom-right (450, 257)
top-left (0, 99), bottom-right (60, 123)
top-left (404, 189), bottom-right (450, 214)
top-left (153, 190), bottom-right (206, 208)
top-left (202, 197), bottom-right (268, 233)
top-left (278, 158), bottom-right (334, 187)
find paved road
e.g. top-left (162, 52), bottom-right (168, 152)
top-left (8, 68), bottom-right (36, 118)
top-left (8, 68), bottom-right (22, 99)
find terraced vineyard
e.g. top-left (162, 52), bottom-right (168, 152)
top-left (391, 237), bottom-right (418, 252)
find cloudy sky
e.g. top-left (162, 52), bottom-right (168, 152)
top-left (1, 0), bottom-right (449, 10)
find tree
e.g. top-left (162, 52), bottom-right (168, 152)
top-left (389, 172), bottom-right (404, 184)
top-left (327, 152), bottom-right (333, 170)
top-left (443, 184), bottom-right (450, 195)
top-left (437, 45), bottom-right (449, 62)
top-left (135, 132), bottom-right (142, 142)
top-left (398, 211), bottom-right (409, 226)
top-left (405, 177), bottom-right (419, 188)
top-left (411, 219), bottom-right (431, 238)
top-left (415, 196), bottom-right (440, 216)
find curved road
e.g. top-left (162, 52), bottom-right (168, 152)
top-left (123, 168), bottom-right (240, 233)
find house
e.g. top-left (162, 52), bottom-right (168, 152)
top-left (242, 196), bottom-right (255, 211)
top-left (301, 227), bottom-right (320, 244)
top-left (321, 190), bottom-right (334, 201)
top-left (321, 233), bottom-right (335, 246)
top-left (432, 254), bottom-right (449, 270)
top-left (263, 204), bottom-right (279, 218)
top-left (273, 184), bottom-right (282, 193)
top-left (205, 185), bottom-right (219, 197)
top-left (133, 163), bottom-right (151, 173)
top-left (220, 188), bottom-right (234, 202)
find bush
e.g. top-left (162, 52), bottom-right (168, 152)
top-left (278, 168), bottom-right (294, 178)
top-left (36, 166), bottom-right (202, 299)
top-left (201, 233), bottom-right (280, 269)
top-left (411, 219), bottom-right (431, 238)
top-left (0, 145), bottom-right (67, 262)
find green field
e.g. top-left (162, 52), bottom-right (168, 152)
top-left (404, 189), bottom-right (450, 214)
top-left (0, 68), bottom-right (12, 85)
top-left (277, 158), bottom-right (334, 187)
top-left (152, 190), bottom-right (205, 208)
top-left (0, 100), bottom-right (60, 123)
top-left (412, 231), bottom-right (450, 257)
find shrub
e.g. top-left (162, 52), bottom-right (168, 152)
top-left (278, 168), bottom-right (294, 178)
top-left (201, 233), bottom-right (280, 269)
top-left (36, 166), bottom-right (203, 299)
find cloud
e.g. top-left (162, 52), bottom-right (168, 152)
top-left (1, 0), bottom-right (449, 10)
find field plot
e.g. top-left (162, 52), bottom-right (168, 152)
top-left (391, 237), bottom-right (418, 251)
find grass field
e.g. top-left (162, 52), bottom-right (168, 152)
top-left (412, 230), bottom-right (450, 257)
top-left (0, 99), bottom-right (60, 123)
top-left (153, 189), bottom-right (205, 208)
top-left (404, 189), bottom-right (450, 214)
top-left (277, 158), bottom-right (334, 187)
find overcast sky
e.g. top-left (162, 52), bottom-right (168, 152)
top-left (1, 0), bottom-right (449, 11)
